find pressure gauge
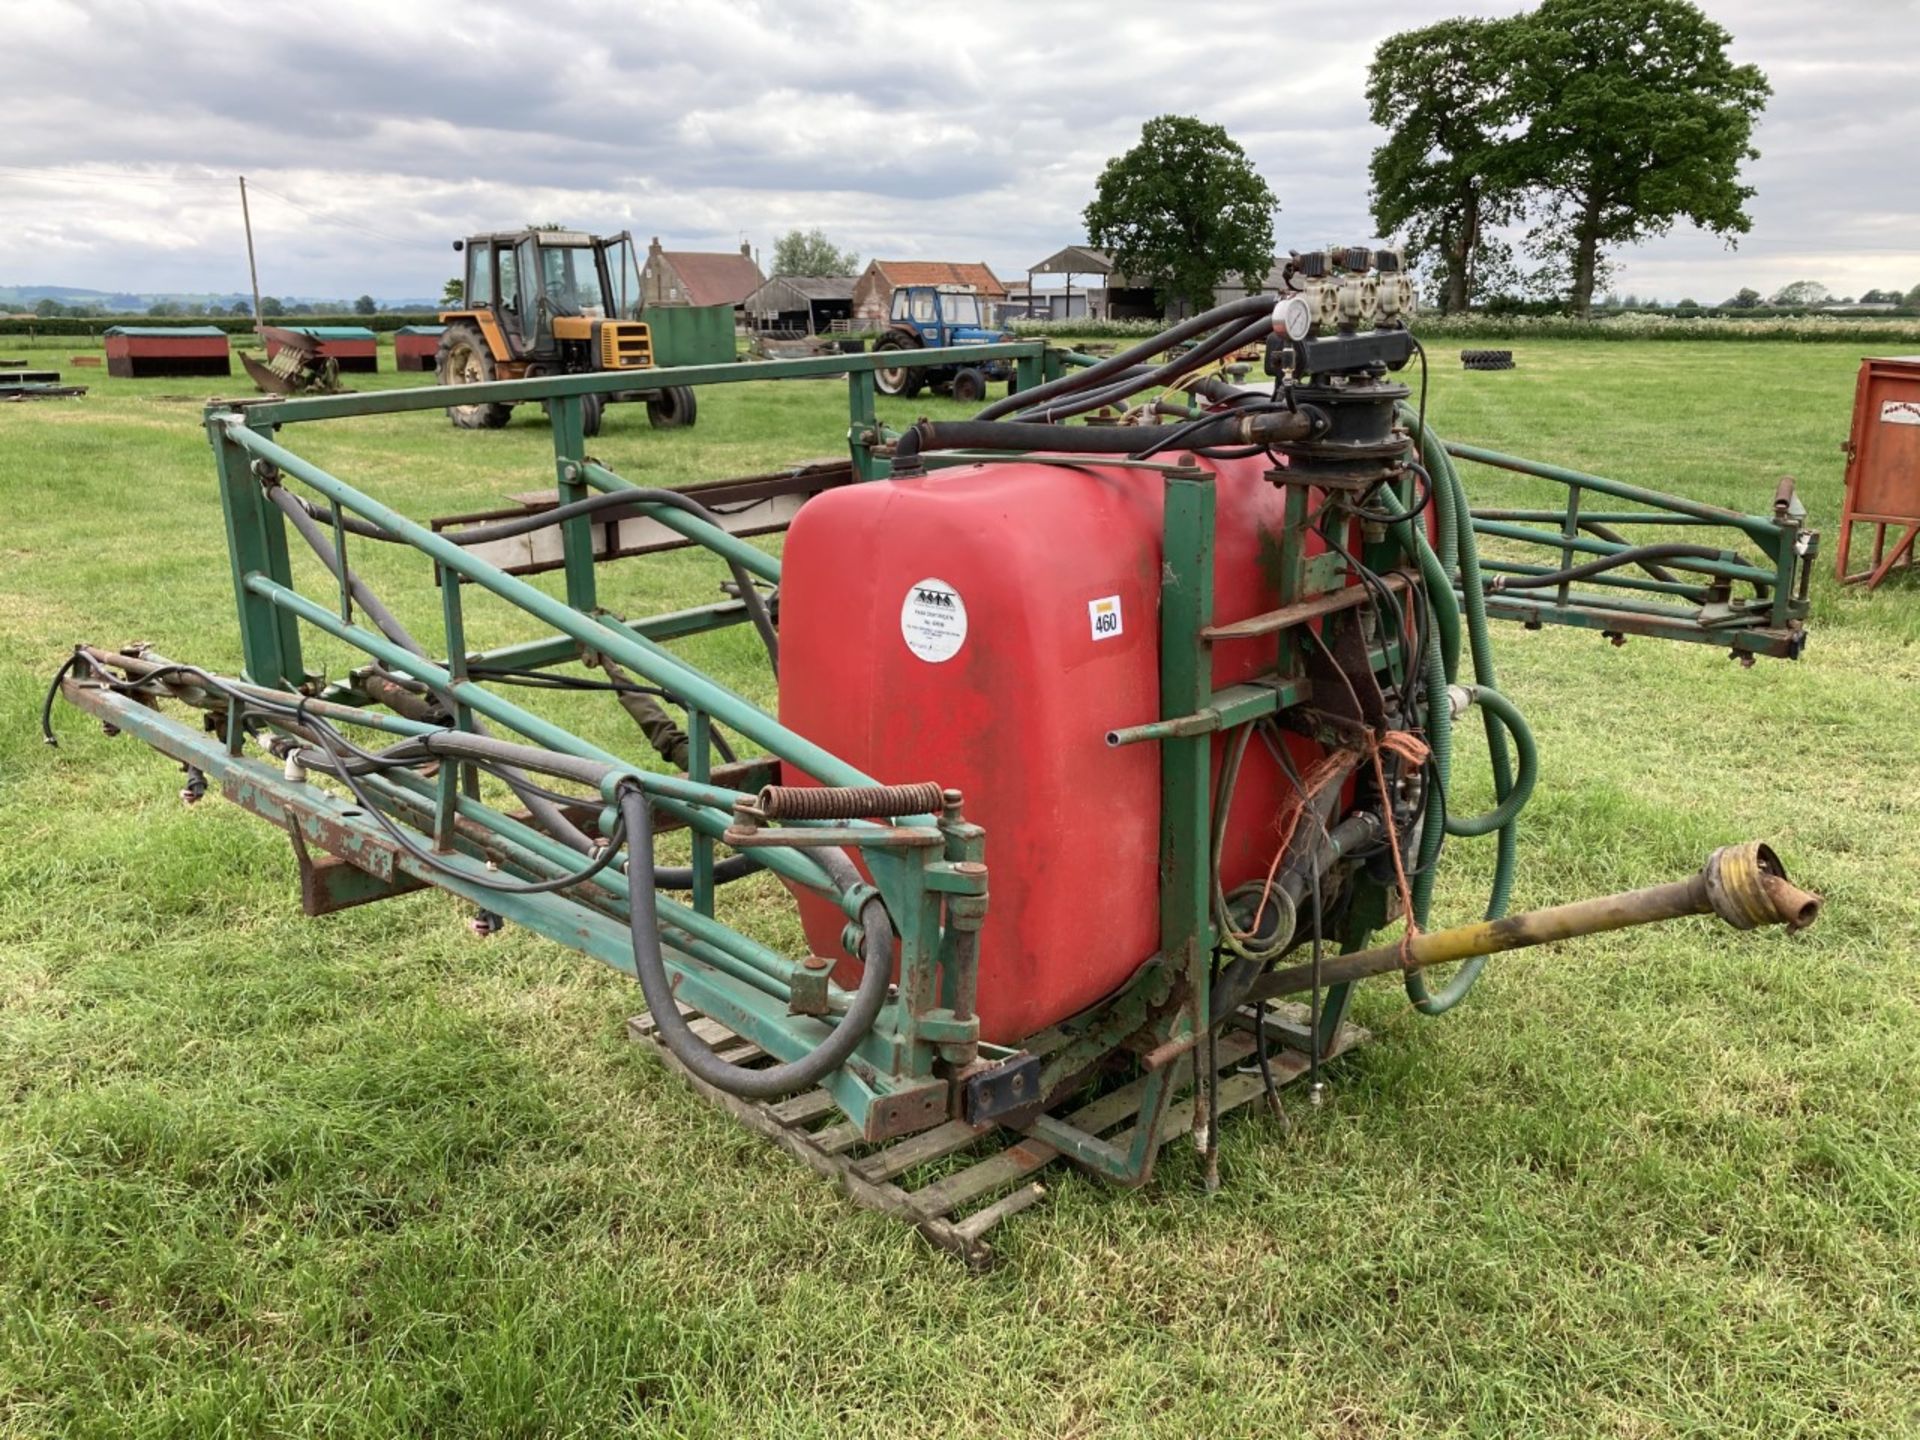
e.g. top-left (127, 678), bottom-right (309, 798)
top-left (1272, 293), bottom-right (1314, 342)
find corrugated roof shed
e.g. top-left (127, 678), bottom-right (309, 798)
top-left (1028, 245), bottom-right (1114, 276)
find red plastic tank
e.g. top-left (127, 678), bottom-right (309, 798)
top-left (777, 453), bottom-right (1332, 1046)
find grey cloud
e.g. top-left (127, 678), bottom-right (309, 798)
top-left (6, 0), bottom-right (1920, 300)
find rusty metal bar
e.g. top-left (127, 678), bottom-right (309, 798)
top-left (1250, 842), bottom-right (1819, 1001)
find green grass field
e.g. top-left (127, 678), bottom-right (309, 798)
top-left (3, 339), bottom-right (1918, 1438)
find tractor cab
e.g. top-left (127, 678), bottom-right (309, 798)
top-left (871, 285), bottom-right (1016, 401)
top-left (444, 229), bottom-right (649, 372)
top-left (437, 229), bottom-right (696, 435)
top-left (888, 285), bottom-right (1005, 348)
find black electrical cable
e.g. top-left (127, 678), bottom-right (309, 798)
top-left (1270, 728), bottom-right (1327, 1095)
top-left (1349, 460), bottom-right (1434, 528)
top-left (1205, 952), bottom-right (1221, 1187)
top-left (618, 786), bottom-right (894, 1099)
top-left (1314, 506), bottom-right (1417, 697)
top-left (1409, 335), bottom-right (1431, 464)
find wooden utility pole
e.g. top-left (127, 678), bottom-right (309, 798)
top-left (238, 176), bottom-right (264, 339)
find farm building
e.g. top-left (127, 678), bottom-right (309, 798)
top-left (640, 239), bottom-right (764, 314)
top-left (268, 326), bottom-right (378, 373)
top-left (850, 261), bottom-right (1007, 327)
top-left (393, 324), bottom-right (445, 372)
top-left (103, 325), bottom-right (231, 378)
top-left (743, 275), bottom-right (857, 335)
top-left (1202, 263), bottom-right (1292, 314)
top-left (1019, 244), bottom-right (1168, 321)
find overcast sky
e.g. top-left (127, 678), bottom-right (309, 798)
top-left (6, 0), bottom-right (1919, 302)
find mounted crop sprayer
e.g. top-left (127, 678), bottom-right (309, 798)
top-left (50, 244), bottom-right (1822, 1266)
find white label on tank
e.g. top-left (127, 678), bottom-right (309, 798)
top-left (1882, 400), bottom-right (1920, 426)
top-left (901, 578), bottom-right (967, 663)
top-left (1088, 594), bottom-right (1124, 641)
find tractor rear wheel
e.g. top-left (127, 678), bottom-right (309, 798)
top-left (646, 385), bottom-right (698, 429)
top-left (872, 333), bottom-right (925, 397)
top-left (437, 323), bottom-right (512, 429)
top-left (950, 367), bottom-right (988, 405)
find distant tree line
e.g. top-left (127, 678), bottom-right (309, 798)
top-left (28, 293), bottom-right (389, 320)
top-left (1583, 281), bottom-right (1920, 313)
top-left (1368, 0), bottom-right (1771, 317)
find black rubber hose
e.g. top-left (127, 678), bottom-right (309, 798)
top-left (901, 414), bottom-right (1218, 462)
top-left (1008, 326), bottom-right (1246, 421)
top-left (972, 294), bottom-right (1278, 421)
top-left (1487, 542), bottom-right (1740, 591)
top-left (1012, 314), bottom-right (1274, 423)
top-left (649, 852), bottom-right (764, 890)
top-left (268, 483), bottom-right (597, 854)
top-left (619, 787), bottom-right (893, 1099)
top-left (896, 406), bottom-right (1317, 465)
top-left (285, 485), bottom-right (780, 672)
top-left (270, 485), bottom-right (429, 657)
top-left (1208, 811), bottom-right (1385, 1023)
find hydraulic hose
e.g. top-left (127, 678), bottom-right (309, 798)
top-left (619, 786), bottom-right (893, 1099)
top-left (1009, 314), bottom-right (1275, 423)
top-left (1488, 541), bottom-right (1738, 590)
top-left (972, 294), bottom-right (1279, 421)
top-left (894, 408), bottom-right (1320, 466)
top-left (1444, 684), bottom-right (1537, 837)
top-left (268, 481), bottom-right (598, 855)
top-left (1390, 410), bottom-right (1525, 1013)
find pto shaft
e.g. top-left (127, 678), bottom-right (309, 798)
top-left (1254, 841), bottom-right (1819, 1000)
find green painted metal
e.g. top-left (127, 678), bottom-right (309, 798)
top-left (549, 396), bottom-right (598, 612)
top-left (238, 341), bottom-right (1049, 427)
top-left (1470, 518), bottom-right (1772, 585)
top-left (221, 421), bottom-right (879, 793)
top-left (60, 308), bottom-right (1819, 1225)
top-left (574, 460), bottom-right (783, 584)
top-left (639, 303), bottom-right (736, 367)
top-left (210, 413), bottom-right (304, 688)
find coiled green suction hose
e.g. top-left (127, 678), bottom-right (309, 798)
top-left (1379, 410), bottom-right (1532, 1014)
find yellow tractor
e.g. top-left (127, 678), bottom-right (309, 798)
top-left (438, 229), bottom-right (703, 436)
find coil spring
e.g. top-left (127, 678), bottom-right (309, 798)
top-left (757, 782), bottom-right (945, 821)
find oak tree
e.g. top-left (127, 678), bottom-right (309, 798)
top-left (1513, 0), bottom-right (1769, 317)
top-left (1367, 16), bottom-right (1529, 314)
top-left (1084, 115), bottom-right (1277, 315)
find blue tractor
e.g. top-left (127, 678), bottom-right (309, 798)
top-left (870, 285), bottom-right (1017, 402)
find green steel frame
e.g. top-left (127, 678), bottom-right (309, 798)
top-left (63, 336), bottom-right (1818, 1197)
top-left (1445, 439), bottom-right (1814, 659)
top-left (189, 343), bottom-right (1068, 1143)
